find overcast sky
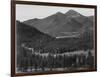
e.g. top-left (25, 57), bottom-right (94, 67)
top-left (16, 4), bottom-right (94, 21)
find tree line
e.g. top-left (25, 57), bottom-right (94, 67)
top-left (17, 47), bottom-right (94, 72)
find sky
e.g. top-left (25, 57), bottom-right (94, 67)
top-left (16, 4), bottom-right (95, 21)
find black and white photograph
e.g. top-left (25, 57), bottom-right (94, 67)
top-left (14, 1), bottom-right (97, 75)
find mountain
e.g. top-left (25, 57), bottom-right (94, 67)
top-left (17, 10), bottom-right (94, 54)
top-left (23, 10), bottom-right (94, 37)
top-left (16, 20), bottom-right (57, 64)
top-left (65, 9), bottom-right (82, 17)
top-left (16, 20), bottom-right (54, 48)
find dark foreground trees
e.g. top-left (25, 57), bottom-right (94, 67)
top-left (17, 47), bottom-right (94, 72)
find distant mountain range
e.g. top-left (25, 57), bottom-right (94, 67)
top-left (23, 10), bottom-right (94, 37)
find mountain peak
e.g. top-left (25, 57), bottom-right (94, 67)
top-left (65, 10), bottom-right (81, 17)
top-left (56, 12), bottom-right (64, 15)
top-left (54, 12), bottom-right (65, 18)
